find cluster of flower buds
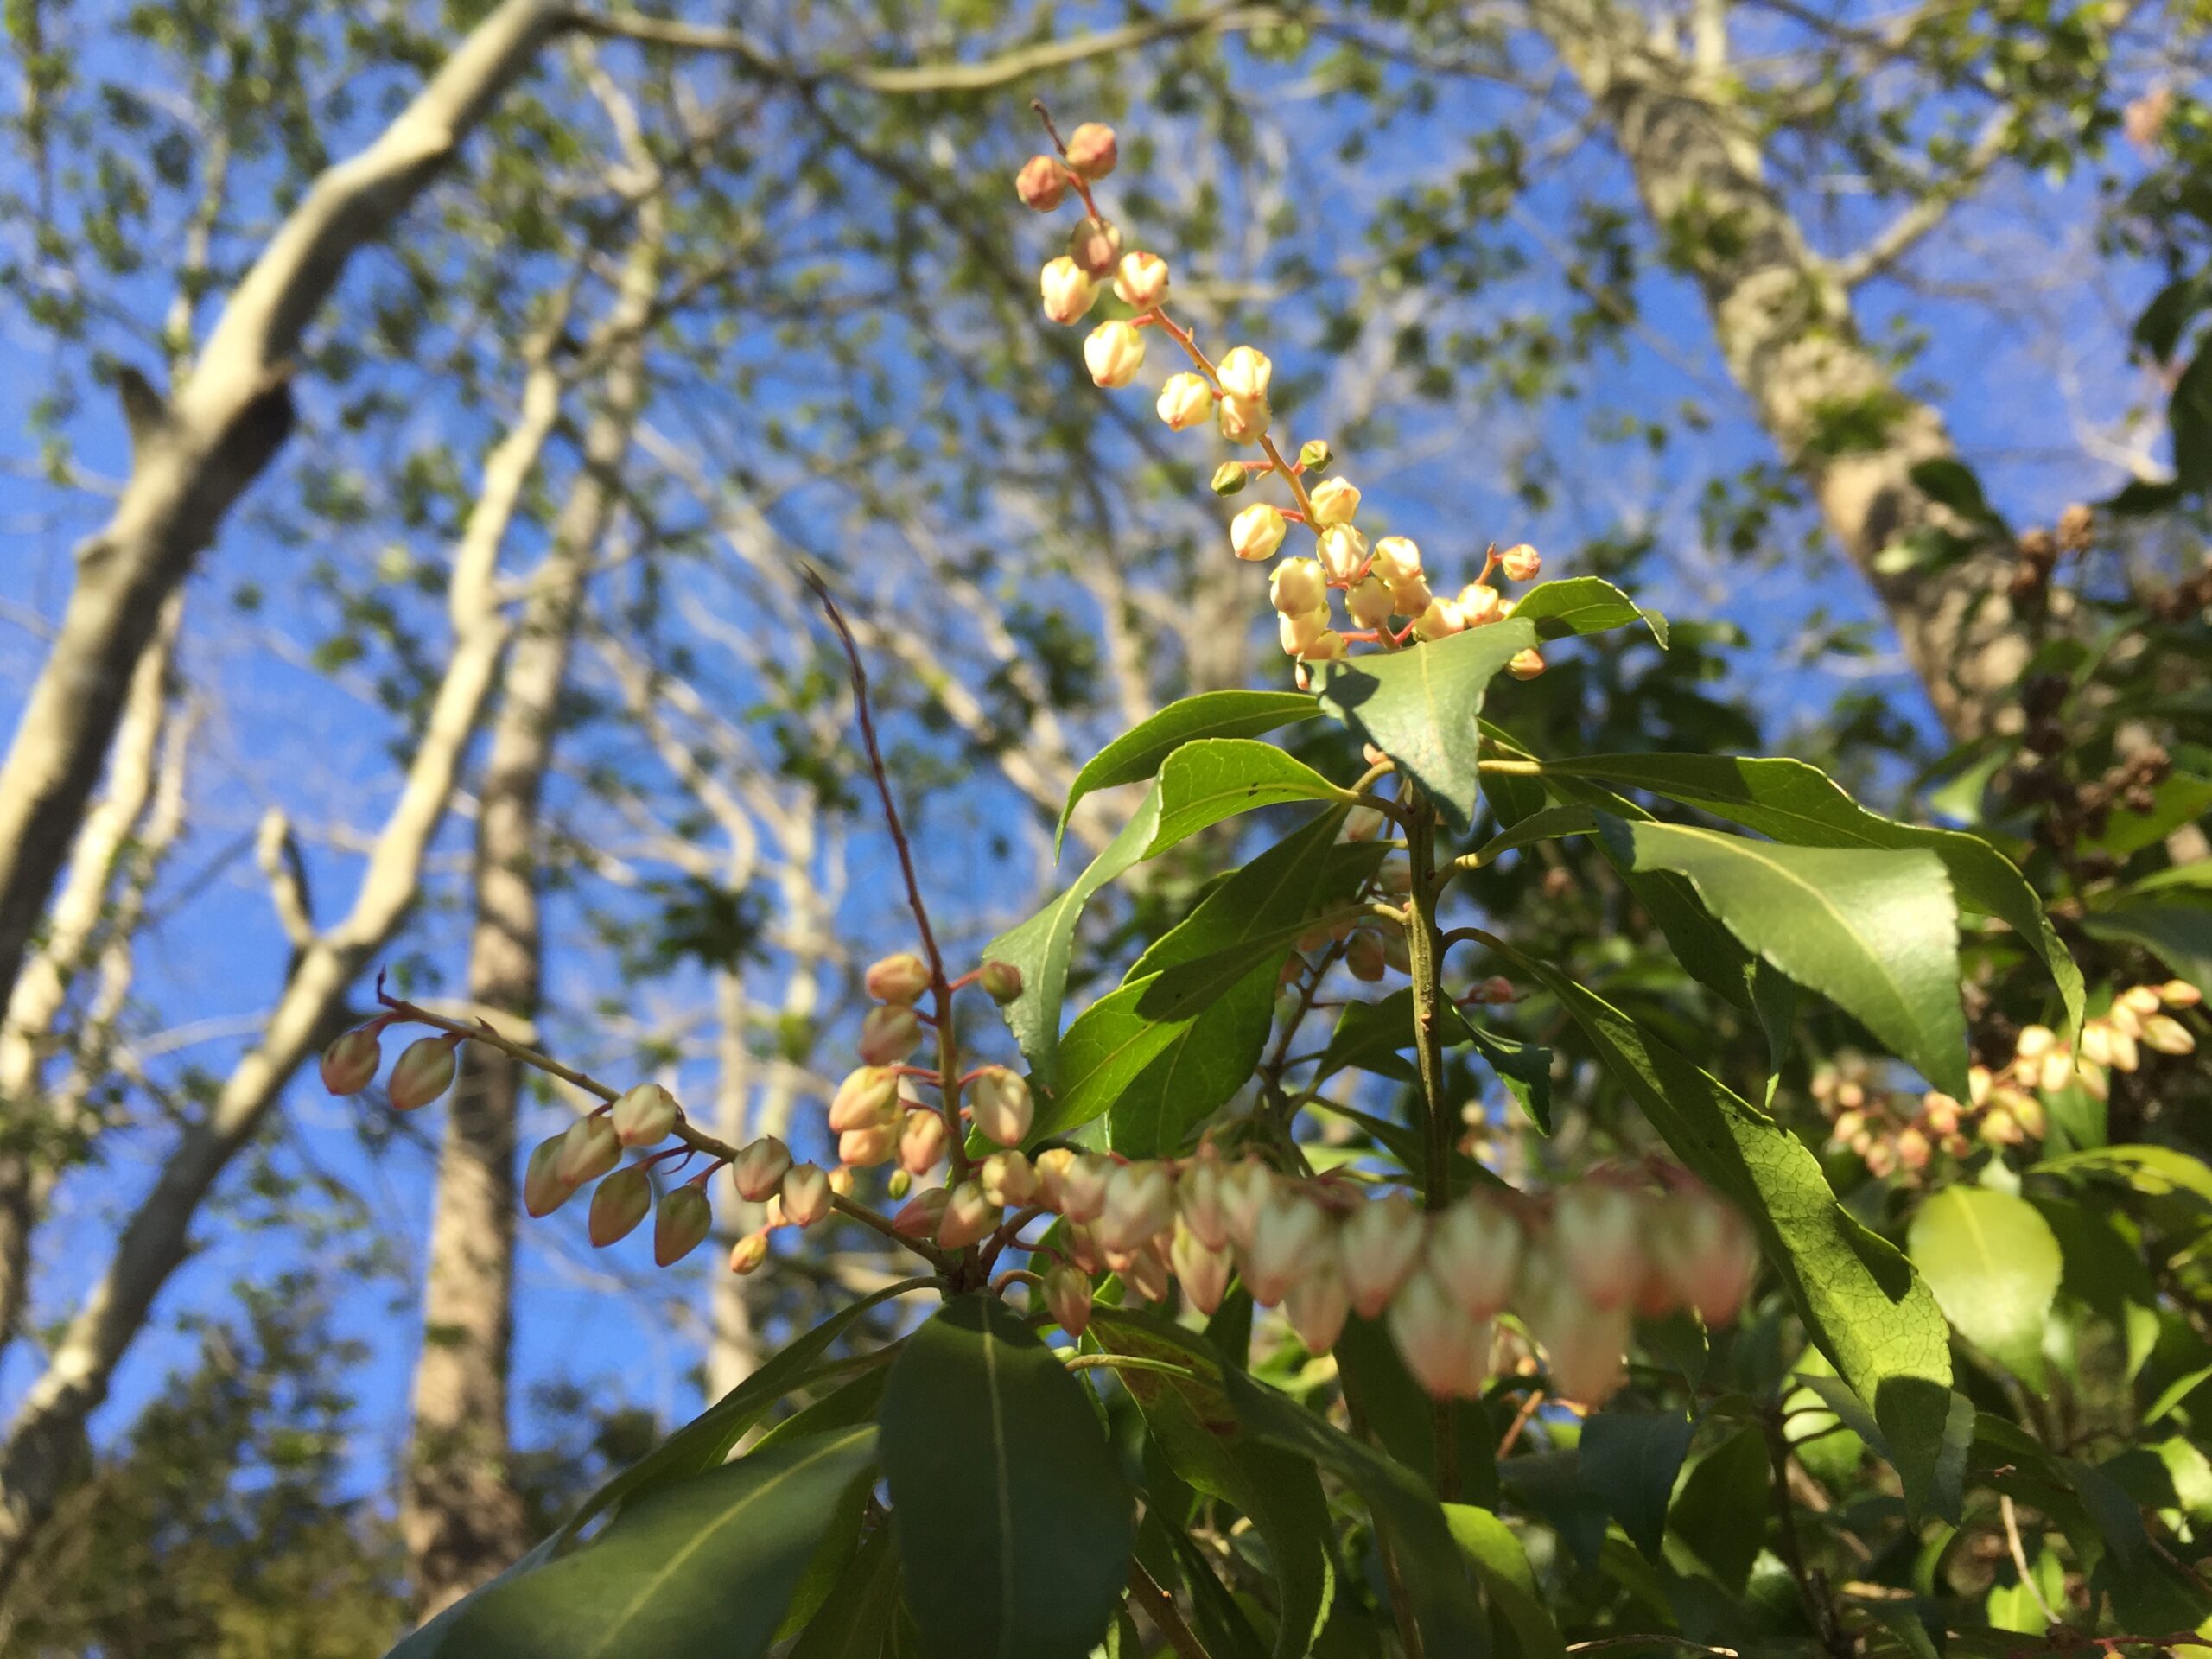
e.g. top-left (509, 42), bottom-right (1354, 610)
top-left (1816, 982), bottom-right (2199, 1179)
top-left (1018, 113), bottom-right (1554, 689)
top-left (1020, 1149), bottom-right (1755, 1406)
top-left (319, 1014), bottom-right (466, 1112)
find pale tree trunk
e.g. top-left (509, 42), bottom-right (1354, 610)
top-left (0, 297), bottom-right (583, 1599)
top-left (706, 969), bottom-right (763, 1402)
top-left (1529, 0), bottom-right (2028, 740)
top-left (0, 596), bottom-right (184, 1360)
top-left (400, 188), bottom-right (664, 1611)
top-left (0, 0), bottom-right (574, 1031)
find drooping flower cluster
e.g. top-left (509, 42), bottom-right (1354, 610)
top-left (1815, 979), bottom-right (2200, 1179)
top-left (1015, 119), bottom-right (1554, 686)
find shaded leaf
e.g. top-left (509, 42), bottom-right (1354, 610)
top-left (1579, 1410), bottom-right (1692, 1561)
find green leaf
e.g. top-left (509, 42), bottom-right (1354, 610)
top-left (1483, 948), bottom-right (1958, 1521)
top-left (790, 1526), bottom-right (903, 1659)
top-left (1058, 691), bottom-right (1322, 856)
top-left (1667, 1426), bottom-right (1770, 1594)
top-left (2079, 772), bottom-right (2212, 858)
top-left (1442, 1506), bottom-right (1567, 1659)
top-left (1578, 1410), bottom-right (1692, 1561)
top-left (2082, 901), bottom-right (2212, 996)
top-left (1510, 575), bottom-right (1668, 647)
top-left (1548, 752), bottom-right (2084, 1037)
top-left (1313, 620), bottom-right (1538, 835)
top-left (1147, 739), bottom-right (1349, 855)
top-left (1464, 803), bottom-right (1597, 868)
top-left (435, 1427), bottom-right (880, 1659)
top-left (1608, 817), bottom-right (1969, 1097)
top-left (987, 788), bottom-right (1162, 1087)
top-left (1907, 1187), bottom-right (2063, 1387)
top-left (1908, 457), bottom-right (2002, 526)
top-left (1336, 1316), bottom-right (1497, 1503)
top-left (1222, 1368), bottom-right (1487, 1656)
top-left (1314, 992), bottom-right (1549, 1131)
top-left (880, 1295), bottom-right (1133, 1659)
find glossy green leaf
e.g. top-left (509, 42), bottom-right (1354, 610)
top-left (1442, 1505), bottom-right (1567, 1659)
top-left (790, 1526), bottom-right (902, 1659)
top-left (1510, 575), bottom-right (1668, 647)
top-left (1146, 739), bottom-right (1348, 855)
top-left (1610, 817), bottom-right (1969, 1096)
top-left (1667, 1427), bottom-right (1770, 1593)
top-left (1547, 751), bottom-right (2083, 1036)
top-left (1312, 619), bottom-right (1538, 835)
top-left (1484, 947), bottom-right (1958, 1521)
top-left (1464, 803), bottom-right (1597, 867)
top-left (1907, 1186), bottom-right (2063, 1386)
top-left (435, 1427), bottom-right (880, 1659)
top-left (1318, 990), bottom-right (1425, 1085)
top-left (987, 788), bottom-right (1163, 1087)
top-left (1222, 1367), bottom-right (1486, 1655)
top-left (2081, 901), bottom-right (2212, 995)
top-left (1579, 1410), bottom-right (1692, 1561)
top-left (880, 1295), bottom-right (1133, 1659)
top-left (1058, 690), bottom-right (1322, 856)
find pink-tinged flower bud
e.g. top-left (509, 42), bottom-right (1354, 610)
top-left (782, 1162), bottom-right (833, 1228)
top-left (1345, 804), bottom-right (1386, 842)
top-left (1371, 536), bottom-right (1423, 586)
top-left (1217, 391), bottom-right (1270, 446)
top-left (1922, 1094), bottom-right (1961, 1136)
top-left (1084, 320), bottom-right (1146, 389)
top-left (1230, 504), bottom-right (1288, 566)
top-left (612, 1083), bottom-right (680, 1147)
top-left (1284, 1261), bottom-right (1351, 1354)
top-left (1123, 1240), bottom-right (1173, 1304)
top-left (839, 1124), bottom-right (897, 1168)
top-left (1016, 154), bottom-right (1068, 210)
top-left (320, 1026), bottom-right (383, 1096)
top-left (1039, 256), bottom-right (1099, 325)
top-left (1306, 478), bottom-right (1361, 528)
top-left (2121, 984), bottom-right (2164, 1014)
top-left (1475, 976), bottom-right (1516, 1004)
top-left (1317, 525), bottom-right (1369, 585)
top-left (1217, 346), bottom-right (1274, 402)
top-left (1552, 1183), bottom-right (1646, 1310)
top-left (1157, 372), bottom-right (1213, 431)
top-left (1655, 1189), bottom-right (1758, 1325)
top-left (2161, 980), bottom-right (2203, 1009)
top-left (1060, 1154), bottom-right (1116, 1224)
top-left (1270, 556), bottom-right (1326, 615)
top-left (1389, 1270), bottom-right (1487, 1399)
top-left (858, 1005), bottom-right (922, 1065)
top-left (1427, 1196), bottom-right (1522, 1319)
top-left (523, 1135), bottom-right (576, 1217)
top-left (981, 1150), bottom-right (1035, 1207)
top-left (731, 1135), bottom-right (793, 1202)
top-left (1387, 575), bottom-right (1433, 617)
top-left (1097, 1161), bottom-right (1176, 1252)
top-left (1458, 582), bottom-right (1503, 626)
top-left (980, 958), bottom-right (1024, 1002)
top-left (557, 1116), bottom-right (622, 1186)
top-left (899, 1109), bottom-right (949, 1175)
top-left (829, 1066), bottom-right (899, 1133)
top-left (1067, 215), bottom-right (1122, 276)
top-left (1043, 1261), bottom-right (1094, 1336)
top-left (1170, 1217), bottom-right (1233, 1314)
top-left (938, 1181), bottom-right (1000, 1250)
top-left (654, 1185), bottom-right (713, 1266)
top-left (1174, 1160), bottom-right (1225, 1250)
top-left (866, 951), bottom-right (931, 1005)
top-left (2015, 1024), bottom-right (2057, 1059)
top-left (893, 1185), bottom-right (950, 1238)
top-left (1113, 251), bottom-right (1169, 309)
top-left (970, 1067), bottom-right (1034, 1145)
top-left (2143, 1014), bottom-right (2196, 1055)
top-left (1218, 1161), bottom-right (1277, 1251)
top-left (729, 1231), bottom-right (769, 1275)
top-left (1497, 543), bottom-right (1541, 582)
top-left (1345, 931), bottom-right (1389, 982)
top-left (389, 1034), bottom-right (461, 1112)
top-left (1507, 648), bottom-right (1546, 682)
top-left (1065, 122), bottom-right (1118, 178)
top-left (1346, 576), bottom-right (1395, 630)
top-left (1340, 1193), bottom-right (1426, 1319)
top-left (1033, 1147), bottom-right (1077, 1210)
top-left (589, 1166), bottom-right (652, 1247)
top-left (1520, 1249), bottom-right (1627, 1406)
top-left (1242, 1188), bottom-right (1332, 1306)
top-left (1412, 597), bottom-right (1465, 641)
top-left (1277, 608), bottom-right (1330, 657)
top-left (1064, 1222), bottom-right (1104, 1274)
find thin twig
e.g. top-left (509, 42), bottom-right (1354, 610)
top-left (2001, 1494), bottom-right (2062, 1626)
top-left (1128, 1555), bottom-right (1212, 1659)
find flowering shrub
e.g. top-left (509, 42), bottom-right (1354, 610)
top-left (351, 111), bottom-right (2164, 1659)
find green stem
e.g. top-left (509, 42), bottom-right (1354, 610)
top-left (1400, 791), bottom-right (1460, 1503)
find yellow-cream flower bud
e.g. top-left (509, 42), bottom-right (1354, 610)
top-left (2143, 1014), bottom-right (2196, 1055)
top-left (1346, 575), bottom-right (1395, 629)
top-left (899, 1109), bottom-right (949, 1175)
top-left (981, 1150), bottom-right (1036, 1207)
top-left (1156, 372), bottom-right (1213, 431)
top-left (1113, 251), bottom-right (1169, 309)
top-left (2120, 983), bottom-right (2164, 1014)
top-left (1039, 256), bottom-right (1097, 325)
top-left (1388, 575), bottom-right (1432, 617)
top-left (1217, 392), bottom-right (1270, 445)
top-left (1277, 607), bottom-right (1331, 656)
top-left (1065, 122), bottom-right (1118, 180)
top-left (1498, 543), bottom-right (1542, 582)
top-left (1042, 1261), bottom-right (1094, 1337)
top-left (1458, 582), bottom-right (1503, 626)
top-left (1299, 629), bottom-right (1346, 663)
top-left (1371, 536), bottom-right (1423, 586)
top-left (938, 1181), bottom-right (1001, 1250)
top-left (969, 1066), bottom-right (1033, 1146)
top-left (733, 1135), bottom-right (794, 1201)
top-left (865, 950), bottom-right (931, 1004)
top-left (1508, 648), bottom-right (1546, 680)
top-left (1411, 597), bottom-right (1465, 641)
top-left (2161, 980), bottom-right (2202, 1008)
top-left (1231, 503), bottom-right (1287, 562)
top-left (1084, 320), bottom-right (1146, 388)
top-left (1317, 524), bottom-right (1368, 584)
top-left (728, 1232), bottom-right (769, 1275)
top-left (1015, 154), bottom-right (1068, 210)
top-left (1307, 477), bottom-right (1361, 527)
top-left (781, 1162), bottom-right (833, 1228)
top-left (1217, 346), bottom-right (1274, 402)
top-left (1271, 556), bottom-right (1327, 617)
top-left (1169, 1218), bottom-right (1233, 1315)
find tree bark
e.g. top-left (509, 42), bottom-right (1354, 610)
top-left (0, 0), bottom-right (567, 1035)
top-left (1529, 0), bottom-right (2029, 740)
